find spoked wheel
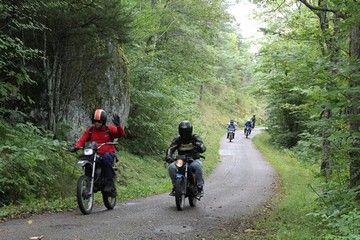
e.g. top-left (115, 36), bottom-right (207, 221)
top-left (175, 178), bottom-right (186, 211)
top-left (103, 191), bottom-right (116, 210)
top-left (77, 175), bottom-right (94, 215)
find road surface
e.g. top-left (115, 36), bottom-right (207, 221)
top-left (0, 128), bottom-right (276, 240)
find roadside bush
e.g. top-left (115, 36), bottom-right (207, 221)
top-left (309, 183), bottom-right (360, 239)
top-left (0, 119), bottom-right (77, 206)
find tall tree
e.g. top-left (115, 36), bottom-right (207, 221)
top-left (253, 0), bottom-right (360, 193)
top-left (298, 0), bottom-right (360, 193)
top-left (123, 0), bottom-right (234, 155)
top-left (0, 1), bottom-right (44, 116)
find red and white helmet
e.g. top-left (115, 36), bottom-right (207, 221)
top-left (92, 109), bottom-right (107, 125)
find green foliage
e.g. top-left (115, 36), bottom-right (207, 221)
top-left (122, 0), bottom-right (243, 156)
top-left (251, 1), bottom-right (360, 237)
top-left (122, 0), bottom-right (262, 157)
top-left (0, 1), bottom-right (44, 116)
top-left (308, 184), bottom-right (360, 239)
top-left (251, 132), bottom-right (358, 239)
top-left (0, 119), bottom-right (76, 206)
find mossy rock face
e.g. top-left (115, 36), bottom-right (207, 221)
top-left (67, 39), bottom-right (130, 140)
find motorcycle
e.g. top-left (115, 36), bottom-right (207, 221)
top-left (75, 141), bottom-right (118, 215)
top-left (173, 155), bottom-right (204, 211)
top-left (244, 127), bottom-right (252, 138)
top-left (227, 130), bottom-right (235, 142)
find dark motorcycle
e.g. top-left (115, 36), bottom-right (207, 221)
top-left (75, 141), bottom-right (118, 215)
top-left (228, 130), bottom-right (235, 142)
top-left (245, 127), bottom-right (252, 138)
top-left (173, 155), bottom-right (204, 211)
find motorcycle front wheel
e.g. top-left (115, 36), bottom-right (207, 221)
top-left (175, 178), bottom-right (186, 210)
top-left (77, 175), bottom-right (94, 215)
top-left (188, 192), bottom-right (197, 207)
top-left (103, 192), bottom-right (116, 210)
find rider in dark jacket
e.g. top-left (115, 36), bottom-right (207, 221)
top-left (250, 115), bottom-right (256, 128)
top-left (165, 121), bottom-right (206, 197)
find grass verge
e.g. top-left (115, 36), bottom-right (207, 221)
top-left (241, 131), bottom-right (324, 239)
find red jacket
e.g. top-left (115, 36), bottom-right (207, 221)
top-left (75, 125), bottom-right (125, 155)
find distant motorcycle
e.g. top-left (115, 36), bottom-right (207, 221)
top-left (75, 141), bottom-right (118, 215)
top-left (173, 155), bottom-right (204, 211)
top-left (244, 127), bottom-right (252, 138)
top-left (228, 130), bottom-right (235, 142)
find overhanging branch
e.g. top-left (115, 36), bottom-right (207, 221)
top-left (298, 0), bottom-right (348, 19)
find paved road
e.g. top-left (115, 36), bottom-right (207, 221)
top-left (0, 128), bottom-right (276, 240)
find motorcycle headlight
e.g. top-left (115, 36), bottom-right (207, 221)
top-left (175, 159), bottom-right (184, 168)
top-left (84, 148), bottom-right (93, 155)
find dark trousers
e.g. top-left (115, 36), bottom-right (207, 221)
top-left (101, 152), bottom-right (116, 180)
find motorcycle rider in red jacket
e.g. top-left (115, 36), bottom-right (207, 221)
top-left (70, 109), bottom-right (125, 197)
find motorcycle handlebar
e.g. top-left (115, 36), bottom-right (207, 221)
top-left (73, 141), bottom-right (118, 150)
top-left (175, 155), bottom-right (205, 161)
top-left (97, 141), bottom-right (118, 148)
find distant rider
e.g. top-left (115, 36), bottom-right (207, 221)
top-left (165, 121), bottom-right (207, 197)
top-left (70, 109), bottom-right (125, 197)
top-left (244, 120), bottom-right (252, 134)
top-left (250, 115), bottom-right (256, 128)
top-left (226, 119), bottom-right (237, 138)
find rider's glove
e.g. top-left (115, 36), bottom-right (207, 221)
top-left (165, 157), bottom-right (173, 163)
top-left (70, 146), bottom-right (79, 153)
top-left (112, 114), bottom-right (121, 127)
top-left (194, 142), bottom-right (203, 151)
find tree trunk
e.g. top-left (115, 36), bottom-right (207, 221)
top-left (320, 109), bottom-right (332, 177)
top-left (43, 32), bottom-right (61, 134)
top-left (349, 22), bottom-right (360, 192)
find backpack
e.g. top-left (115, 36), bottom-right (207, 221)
top-left (87, 125), bottom-right (114, 142)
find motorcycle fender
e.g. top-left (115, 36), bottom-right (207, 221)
top-left (76, 160), bottom-right (90, 167)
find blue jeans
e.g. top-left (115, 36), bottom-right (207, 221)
top-left (168, 159), bottom-right (204, 188)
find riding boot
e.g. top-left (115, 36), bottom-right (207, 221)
top-left (104, 179), bottom-right (117, 197)
top-left (169, 187), bottom-right (175, 196)
top-left (197, 186), bottom-right (204, 197)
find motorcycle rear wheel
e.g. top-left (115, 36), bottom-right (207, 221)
top-left (77, 175), bottom-right (94, 215)
top-left (175, 178), bottom-right (186, 210)
top-left (103, 192), bottom-right (116, 210)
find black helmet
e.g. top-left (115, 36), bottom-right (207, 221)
top-left (92, 109), bottom-right (107, 125)
top-left (230, 119), bottom-right (234, 124)
top-left (179, 121), bottom-right (193, 142)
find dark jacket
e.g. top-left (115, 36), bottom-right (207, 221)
top-left (165, 134), bottom-right (206, 160)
